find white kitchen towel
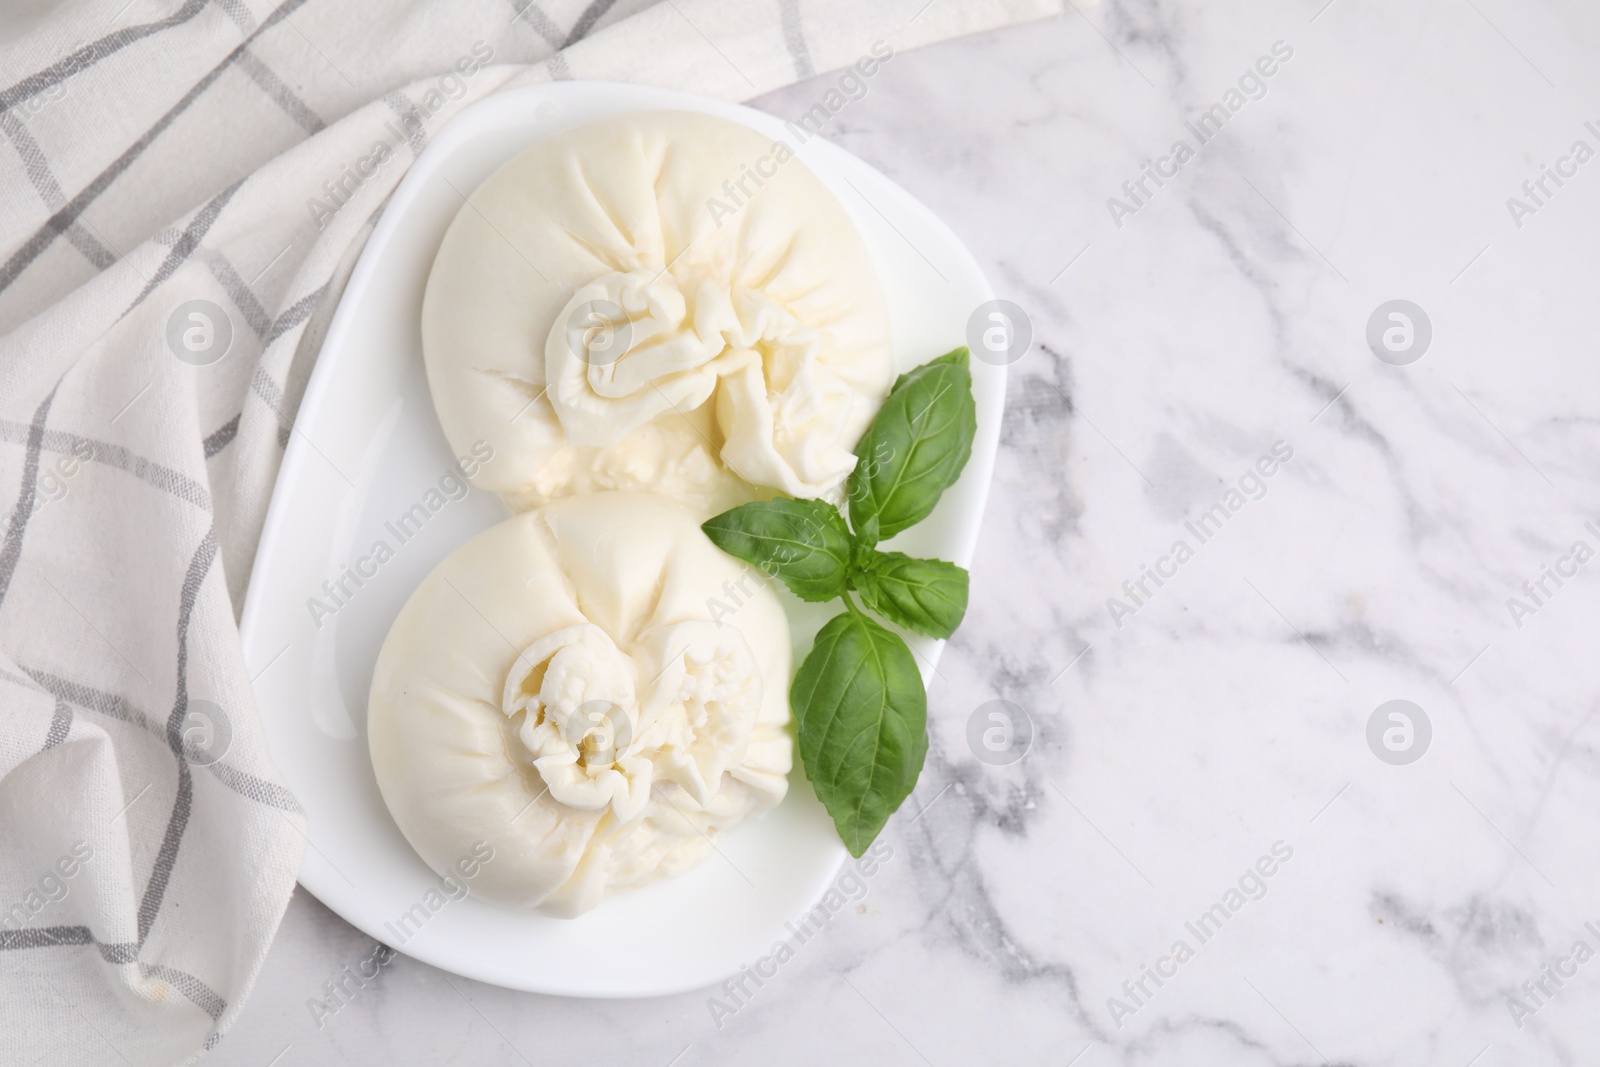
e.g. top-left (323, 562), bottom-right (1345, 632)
top-left (0, 1), bottom-right (1058, 1064)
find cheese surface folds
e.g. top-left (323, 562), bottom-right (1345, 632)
top-left (367, 491), bottom-right (792, 916)
top-left (421, 109), bottom-right (893, 513)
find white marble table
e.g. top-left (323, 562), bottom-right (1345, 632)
top-left (209, 4), bottom-right (1600, 1064)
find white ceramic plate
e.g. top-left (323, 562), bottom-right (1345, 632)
top-left (239, 82), bottom-right (1002, 997)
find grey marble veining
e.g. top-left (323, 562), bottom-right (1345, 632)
top-left (208, 3), bottom-right (1600, 1064)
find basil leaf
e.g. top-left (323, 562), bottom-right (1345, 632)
top-left (791, 609), bottom-right (927, 856)
top-left (701, 499), bottom-right (852, 602)
top-left (847, 347), bottom-right (976, 545)
top-left (851, 551), bottom-right (969, 639)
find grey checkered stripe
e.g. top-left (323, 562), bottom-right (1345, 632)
top-left (0, 0), bottom-right (649, 296)
top-left (19, 668), bottom-right (302, 812)
top-left (0, 386), bottom-right (58, 609)
top-left (0, 111), bottom-right (117, 268)
top-left (0, 0), bottom-right (318, 293)
top-left (779, 0), bottom-right (815, 78)
top-left (564, 0), bottom-right (622, 48)
top-left (0, 421), bottom-right (212, 511)
top-left (0, 928), bottom-right (225, 1022)
top-left (0, 0), bottom-right (212, 113)
top-left (0, 527), bottom-right (232, 1030)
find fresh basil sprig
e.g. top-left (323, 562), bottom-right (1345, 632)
top-left (791, 610), bottom-right (927, 854)
top-left (848, 348), bottom-right (976, 547)
top-left (702, 498), bottom-right (852, 602)
top-left (850, 550), bottom-right (969, 640)
top-left (701, 347), bottom-right (977, 856)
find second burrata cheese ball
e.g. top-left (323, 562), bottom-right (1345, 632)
top-left (367, 491), bottom-right (792, 917)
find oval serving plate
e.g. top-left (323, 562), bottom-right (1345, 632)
top-left (238, 82), bottom-right (1002, 998)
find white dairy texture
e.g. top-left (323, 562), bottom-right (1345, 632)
top-left (421, 110), bottom-right (893, 513)
top-left (367, 492), bottom-right (792, 916)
